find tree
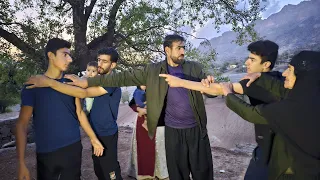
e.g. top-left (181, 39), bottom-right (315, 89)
top-left (220, 62), bottom-right (230, 72)
top-left (185, 41), bottom-right (216, 73)
top-left (0, 52), bottom-right (39, 113)
top-left (1, 0), bottom-right (263, 72)
top-left (185, 41), bottom-right (229, 82)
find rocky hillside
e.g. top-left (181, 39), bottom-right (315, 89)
top-left (199, 0), bottom-right (320, 65)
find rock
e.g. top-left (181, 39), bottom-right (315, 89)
top-left (1, 141), bottom-right (16, 148)
top-left (0, 126), bottom-right (11, 136)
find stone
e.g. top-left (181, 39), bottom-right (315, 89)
top-left (4, 119), bottom-right (15, 125)
top-left (1, 139), bottom-right (10, 145)
top-left (1, 141), bottom-right (16, 148)
top-left (0, 126), bottom-right (11, 135)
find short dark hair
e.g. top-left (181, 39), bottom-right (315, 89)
top-left (97, 47), bottom-right (119, 63)
top-left (45, 38), bottom-right (71, 60)
top-left (163, 34), bottom-right (185, 50)
top-left (247, 40), bottom-right (279, 70)
top-left (87, 61), bottom-right (98, 68)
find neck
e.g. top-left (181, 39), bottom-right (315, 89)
top-left (107, 70), bottom-right (113, 75)
top-left (262, 68), bottom-right (271, 73)
top-left (45, 64), bottom-right (63, 79)
top-left (166, 57), bottom-right (179, 67)
top-left (100, 70), bottom-right (113, 76)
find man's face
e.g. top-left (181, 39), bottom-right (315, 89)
top-left (97, 54), bottom-right (116, 74)
top-left (245, 53), bottom-right (270, 73)
top-left (282, 65), bottom-right (296, 89)
top-left (166, 41), bottom-right (185, 65)
top-left (50, 48), bottom-right (72, 72)
top-left (86, 66), bottom-right (98, 78)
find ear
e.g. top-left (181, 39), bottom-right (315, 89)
top-left (165, 46), bottom-right (170, 55)
top-left (47, 52), bottom-right (55, 61)
top-left (264, 61), bottom-right (271, 69)
top-left (111, 62), bottom-right (117, 69)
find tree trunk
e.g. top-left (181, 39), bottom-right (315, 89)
top-left (0, 106), bottom-right (6, 114)
top-left (72, 2), bottom-right (90, 71)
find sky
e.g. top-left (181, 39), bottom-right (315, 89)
top-left (187, 0), bottom-right (306, 46)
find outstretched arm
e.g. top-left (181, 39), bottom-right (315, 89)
top-left (219, 82), bottom-right (268, 124)
top-left (25, 66), bottom-right (148, 90)
top-left (159, 74), bottom-right (244, 95)
top-left (181, 80), bottom-right (222, 95)
top-left (86, 68), bottom-right (148, 88)
top-left (225, 94), bottom-right (268, 124)
top-left (24, 75), bottom-right (109, 98)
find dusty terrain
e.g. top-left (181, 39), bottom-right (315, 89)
top-left (0, 98), bottom-right (256, 180)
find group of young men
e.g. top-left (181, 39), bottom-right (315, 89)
top-left (17, 40), bottom-right (122, 180)
top-left (18, 34), bottom-right (285, 180)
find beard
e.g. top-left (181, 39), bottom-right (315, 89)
top-left (171, 55), bottom-right (184, 64)
top-left (98, 66), bottom-right (111, 75)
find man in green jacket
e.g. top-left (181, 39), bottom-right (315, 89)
top-left (26, 34), bottom-right (215, 180)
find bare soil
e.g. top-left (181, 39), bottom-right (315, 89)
top-left (0, 99), bottom-right (255, 180)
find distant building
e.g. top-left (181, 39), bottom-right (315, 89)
top-left (229, 64), bottom-right (237, 69)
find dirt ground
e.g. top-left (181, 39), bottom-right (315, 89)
top-left (0, 99), bottom-right (255, 180)
top-left (0, 126), bottom-right (251, 180)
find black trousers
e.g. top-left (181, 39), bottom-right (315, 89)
top-left (36, 141), bottom-right (82, 180)
top-left (244, 146), bottom-right (268, 180)
top-left (165, 126), bottom-right (214, 180)
top-left (92, 132), bottom-right (122, 180)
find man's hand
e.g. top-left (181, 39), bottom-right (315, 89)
top-left (65, 74), bottom-right (88, 88)
top-left (137, 107), bottom-right (147, 117)
top-left (219, 82), bottom-right (233, 96)
top-left (200, 75), bottom-right (215, 93)
top-left (90, 138), bottom-right (104, 157)
top-left (18, 163), bottom-right (30, 180)
top-left (241, 72), bottom-right (261, 87)
top-left (159, 74), bottom-right (184, 87)
top-left (142, 119), bottom-right (148, 131)
top-left (24, 75), bottom-right (51, 89)
top-left (201, 75), bottom-right (215, 87)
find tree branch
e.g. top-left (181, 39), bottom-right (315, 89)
top-left (164, 27), bottom-right (211, 43)
top-left (84, 0), bottom-right (97, 20)
top-left (219, 0), bottom-right (247, 19)
top-left (0, 22), bottom-right (28, 29)
top-left (62, 0), bottom-right (75, 6)
top-left (87, 32), bottom-right (109, 50)
top-left (113, 25), bottom-right (164, 46)
top-left (55, 0), bottom-right (67, 11)
top-left (0, 27), bottom-right (40, 58)
top-left (115, 32), bottom-right (165, 55)
top-left (126, 25), bottom-right (164, 37)
top-left (87, 0), bottom-right (125, 49)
